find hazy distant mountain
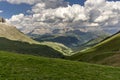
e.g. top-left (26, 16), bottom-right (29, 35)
top-left (31, 29), bottom-right (109, 51)
top-left (0, 22), bottom-right (72, 56)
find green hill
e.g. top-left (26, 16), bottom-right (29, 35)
top-left (0, 51), bottom-right (120, 80)
top-left (69, 31), bottom-right (120, 67)
top-left (0, 37), bottom-right (64, 58)
top-left (0, 23), bottom-right (38, 44)
top-left (40, 42), bottom-right (73, 56)
top-left (0, 23), bottom-right (72, 56)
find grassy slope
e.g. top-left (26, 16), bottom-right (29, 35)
top-left (0, 23), bottom-right (72, 56)
top-left (40, 42), bottom-right (73, 56)
top-left (1, 51), bottom-right (120, 80)
top-left (69, 32), bottom-right (120, 66)
top-left (0, 37), bottom-right (64, 58)
top-left (0, 23), bottom-right (38, 44)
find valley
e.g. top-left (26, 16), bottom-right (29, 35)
top-left (0, 0), bottom-right (120, 78)
top-left (31, 30), bottom-right (109, 51)
top-left (0, 21), bottom-right (120, 79)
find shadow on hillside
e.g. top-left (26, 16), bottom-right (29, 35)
top-left (0, 37), bottom-right (64, 58)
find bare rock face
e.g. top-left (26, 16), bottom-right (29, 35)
top-left (0, 17), bottom-right (6, 23)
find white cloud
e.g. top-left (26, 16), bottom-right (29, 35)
top-left (0, 0), bottom-right (68, 9)
top-left (9, 13), bottom-right (24, 22)
top-left (0, 0), bottom-right (43, 5)
top-left (7, 0), bottom-right (120, 34)
top-left (0, 10), bottom-right (3, 13)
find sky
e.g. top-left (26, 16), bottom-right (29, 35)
top-left (0, 0), bottom-right (119, 18)
top-left (0, 2), bottom-right (31, 18)
top-left (0, 0), bottom-right (120, 34)
top-left (0, 0), bottom-right (81, 18)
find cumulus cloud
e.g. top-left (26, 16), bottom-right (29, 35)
top-left (0, 0), bottom-right (68, 9)
top-left (0, 0), bottom-right (38, 4)
top-left (0, 10), bottom-right (3, 13)
top-left (7, 0), bottom-right (120, 34)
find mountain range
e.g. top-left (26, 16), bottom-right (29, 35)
top-left (0, 22), bottom-right (72, 58)
top-left (0, 18), bottom-right (120, 79)
top-left (30, 29), bottom-right (110, 51)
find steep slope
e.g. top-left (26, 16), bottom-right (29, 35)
top-left (0, 51), bottom-right (120, 80)
top-left (69, 31), bottom-right (120, 67)
top-left (40, 42), bottom-right (73, 56)
top-left (0, 37), bottom-right (64, 58)
top-left (0, 23), bottom-right (72, 56)
top-left (0, 23), bottom-right (38, 44)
